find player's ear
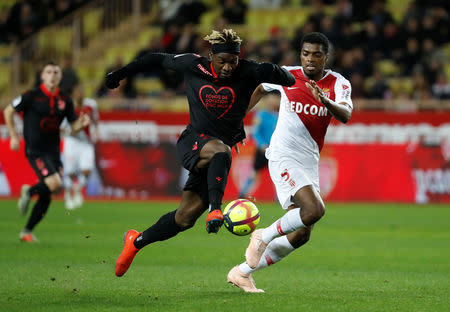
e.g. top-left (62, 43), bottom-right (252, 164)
top-left (208, 51), bottom-right (213, 60)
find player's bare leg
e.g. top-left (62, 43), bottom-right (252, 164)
top-left (115, 191), bottom-right (206, 277)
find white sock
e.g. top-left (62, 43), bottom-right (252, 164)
top-left (63, 175), bottom-right (73, 190)
top-left (261, 208), bottom-right (305, 244)
top-left (239, 236), bottom-right (295, 274)
top-left (76, 175), bottom-right (87, 192)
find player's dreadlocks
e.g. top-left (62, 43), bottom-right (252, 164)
top-left (203, 29), bottom-right (242, 45)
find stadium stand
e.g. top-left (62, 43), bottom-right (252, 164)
top-left (0, 0), bottom-right (448, 109)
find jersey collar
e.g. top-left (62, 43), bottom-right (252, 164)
top-left (40, 83), bottom-right (59, 97)
top-left (209, 62), bottom-right (218, 78)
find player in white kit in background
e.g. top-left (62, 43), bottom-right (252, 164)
top-left (63, 85), bottom-right (99, 210)
top-left (227, 32), bottom-right (353, 292)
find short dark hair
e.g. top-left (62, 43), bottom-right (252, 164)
top-left (41, 61), bottom-right (59, 72)
top-left (300, 32), bottom-right (330, 54)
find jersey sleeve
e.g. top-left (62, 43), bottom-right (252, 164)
top-left (334, 76), bottom-right (353, 109)
top-left (261, 83), bottom-right (282, 92)
top-left (65, 97), bottom-right (78, 123)
top-left (255, 63), bottom-right (295, 87)
top-left (11, 92), bottom-right (31, 112)
top-left (161, 53), bottom-right (200, 72)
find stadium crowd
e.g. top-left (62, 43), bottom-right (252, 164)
top-left (114, 0), bottom-right (448, 101)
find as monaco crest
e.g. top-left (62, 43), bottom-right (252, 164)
top-left (322, 88), bottom-right (330, 99)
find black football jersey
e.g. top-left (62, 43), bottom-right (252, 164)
top-left (12, 83), bottom-right (78, 155)
top-left (131, 53), bottom-right (295, 146)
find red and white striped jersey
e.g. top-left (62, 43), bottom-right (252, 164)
top-left (264, 66), bottom-right (352, 166)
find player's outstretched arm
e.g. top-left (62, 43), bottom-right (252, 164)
top-left (70, 113), bottom-right (91, 133)
top-left (105, 53), bottom-right (167, 89)
top-left (247, 84), bottom-right (268, 114)
top-left (306, 80), bottom-right (352, 123)
top-left (3, 104), bottom-right (19, 151)
top-left (257, 63), bottom-right (296, 87)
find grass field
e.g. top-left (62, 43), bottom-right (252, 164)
top-left (0, 199), bottom-right (449, 312)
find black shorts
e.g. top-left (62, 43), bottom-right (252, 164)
top-left (26, 152), bottom-right (62, 181)
top-left (254, 148), bottom-right (268, 171)
top-left (177, 126), bottom-right (219, 206)
top-left (176, 125), bottom-right (217, 172)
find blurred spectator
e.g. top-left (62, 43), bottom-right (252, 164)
top-left (431, 72), bottom-right (450, 100)
top-left (0, 7), bottom-right (10, 44)
top-left (367, 69), bottom-right (392, 99)
top-left (412, 71), bottom-right (432, 100)
top-left (349, 72), bottom-right (367, 99)
top-left (174, 23), bottom-right (198, 54)
top-left (221, 0), bottom-right (247, 24)
top-left (59, 55), bottom-right (80, 95)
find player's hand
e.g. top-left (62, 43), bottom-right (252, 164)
top-left (105, 68), bottom-right (127, 89)
top-left (79, 112), bottom-right (91, 128)
top-left (305, 80), bottom-right (326, 103)
top-left (9, 135), bottom-right (20, 151)
top-left (206, 209), bottom-right (224, 234)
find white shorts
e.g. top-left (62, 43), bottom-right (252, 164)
top-left (63, 137), bottom-right (95, 174)
top-left (268, 157), bottom-right (320, 210)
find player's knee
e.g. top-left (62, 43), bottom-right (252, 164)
top-left (301, 201), bottom-right (325, 225)
top-left (46, 175), bottom-right (62, 192)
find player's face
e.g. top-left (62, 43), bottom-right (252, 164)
top-left (41, 65), bottom-right (62, 89)
top-left (300, 43), bottom-right (328, 79)
top-left (211, 53), bottom-right (239, 79)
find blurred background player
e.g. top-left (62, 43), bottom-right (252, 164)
top-left (105, 28), bottom-right (295, 278)
top-left (239, 90), bottom-right (280, 199)
top-left (228, 32), bottom-right (353, 292)
top-left (3, 61), bottom-right (90, 242)
top-left (62, 84), bottom-right (99, 210)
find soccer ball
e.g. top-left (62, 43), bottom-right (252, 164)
top-left (223, 199), bottom-right (260, 236)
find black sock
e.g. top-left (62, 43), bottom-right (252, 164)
top-left (133, 210), bottom-right (182, 249)
top-left (25, 194), bottom-right (51, 231)
top-left (28, 182), bottom-right (51, 197)
top-left (207, 152), bottom-right (231, 211)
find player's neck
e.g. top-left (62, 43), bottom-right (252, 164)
top-left (43, 83), bottom-right (58, 94)
top-left (304, 69), bottom-right (325, 82)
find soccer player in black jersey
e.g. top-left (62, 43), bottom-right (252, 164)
top-left (105, 29), bottom-right (295, 277)
top-left (3, 61), bottom-right (90, 242)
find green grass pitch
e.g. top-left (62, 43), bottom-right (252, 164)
top-left (0, 199), bottom-right (449, 312)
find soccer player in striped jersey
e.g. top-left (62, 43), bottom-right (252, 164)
top-left (228, 32), bottom-right (353, 292)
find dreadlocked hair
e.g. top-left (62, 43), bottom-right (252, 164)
top-left (203, 29), bottom-right (242, 45)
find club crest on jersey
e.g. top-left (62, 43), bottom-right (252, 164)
top-left (322, 88), bottom-right (330, 98)
top-left (58, 99), bottom-right (65, 110)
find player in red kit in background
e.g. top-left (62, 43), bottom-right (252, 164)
top-left (227, 32), bottom-right (353, 292)
top-left (105, 29), bottom-right (295, 278)
top-left (3, 61), bottom-right (90, 242)
top-left (62, 85), bottom-right (99, 210)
